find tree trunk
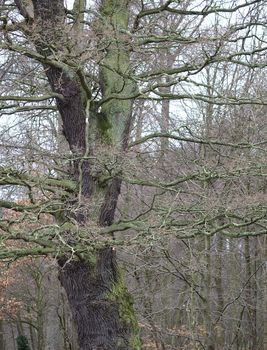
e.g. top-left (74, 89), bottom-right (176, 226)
top-left (203, 236), bottom-right (216, 350)
top-left (263, 238), bottom-right (267, 349)
top-left (58, 249), bottom-right (138, 350)
top-left (0, 320), bottom-right (5, 350)
top-left (26, 0), bottom-right (140, 349)
top-left (214, 235), bottom-right (225, 347)
top-left (244, 237), bottom-right (257, 349)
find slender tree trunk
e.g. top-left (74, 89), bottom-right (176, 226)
top-left (159, 85), bottom-right (170, 158)
top-left (0, 320), bottom-right (5, 350)
top-left (244, 237), bottom-right (257, 349)
top-left (214, 235), bottom-right (225, 347)
top-left (263, 236), bottom-right (267, 349)
top-left (203, 236), bottom-right (216, 350)
top-left (158, 49), bottom-right (171, 162)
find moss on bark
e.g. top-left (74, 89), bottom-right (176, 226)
top-left (107, 267), bottom-right (141, 350)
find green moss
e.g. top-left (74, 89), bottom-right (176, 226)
top-left (60, 221), bottom-right (75, 231)
top-left (107, 268), bottom-right (141, 350)
top-left (85, 252), bottom-right (97, 267)
top-left (96, 111), bottom-right (112, 143)
top-left (98, 0), bottom-right (137, 147)
top-left (100, 0), bottom-right (129, 28)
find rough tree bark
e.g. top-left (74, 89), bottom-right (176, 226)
top-left (0, 321), bottom-right (4, 350)
top-left (13, 0), bottom-right (140, 349)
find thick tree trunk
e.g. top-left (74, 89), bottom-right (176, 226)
top-left (58, 249), bottom-right (137, 350)
top-left (27, 1), bottom-right (140, 349)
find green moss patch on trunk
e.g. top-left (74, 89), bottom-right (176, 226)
top-left (106, 267), bottom-right (141, 350)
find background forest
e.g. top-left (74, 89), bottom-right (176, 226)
top-left (0, 0), bottom-right (266, 349)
